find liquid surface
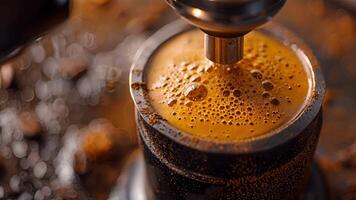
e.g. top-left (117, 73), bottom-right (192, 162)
top-left (146, 30), bottom-right (310, 142)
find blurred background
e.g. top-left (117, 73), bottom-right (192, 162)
top-left (0, 0), bottom-right (354, 199)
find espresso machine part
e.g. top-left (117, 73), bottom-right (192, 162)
top-left (166, 0), bottom-right (286, 64)
top-left (0, 0), bottom-right (70, 64)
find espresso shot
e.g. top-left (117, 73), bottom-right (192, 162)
top-left (130, 20), bottom-right (325, 200)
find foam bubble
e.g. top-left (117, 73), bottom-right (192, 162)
top-left (262, 80), bottom-right (274, 91)
top-left (183, 83), bottom-right (208, 101)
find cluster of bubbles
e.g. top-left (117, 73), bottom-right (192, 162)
top-left (149, 34), bottom-right (306, 140)
top-left (153, 62), bottom-right (284, 125)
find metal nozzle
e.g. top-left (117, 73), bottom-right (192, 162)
top-left (166, 0), bottom-right (286, 64)
top-left (205, 34), bottom-right (244, 65)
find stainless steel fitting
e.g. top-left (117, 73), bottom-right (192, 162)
top-left (166, 0), bottom-right (286, 64)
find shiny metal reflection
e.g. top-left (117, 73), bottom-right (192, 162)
top-left (204, 34), bottom-right (244, 64)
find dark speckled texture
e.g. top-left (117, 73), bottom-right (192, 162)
top-left (138, 111), bottom-right (322, 200)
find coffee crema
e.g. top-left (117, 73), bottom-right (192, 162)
top-left (146, 29), bottom-right (309, 142)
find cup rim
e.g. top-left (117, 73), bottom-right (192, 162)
top-left (130, 20), bottom-right (325, 154)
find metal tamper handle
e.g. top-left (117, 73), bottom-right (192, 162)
top-left (166, 0), bottom-right (286, 64)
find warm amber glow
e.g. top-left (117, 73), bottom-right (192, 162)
top-left (147, 30), bottom-right (310, 142)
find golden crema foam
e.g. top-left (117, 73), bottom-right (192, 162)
top-left (146, 29), bottom-right (309, 142)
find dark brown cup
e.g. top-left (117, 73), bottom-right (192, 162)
top-left (130, 20), bottom-right (325, 200)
